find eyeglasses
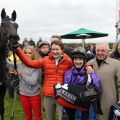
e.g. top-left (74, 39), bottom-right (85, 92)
top-left (24, 52), bottom-right (32, 54)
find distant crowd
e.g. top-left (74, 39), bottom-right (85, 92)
top-left (16, 35), bottom-right (120, 61)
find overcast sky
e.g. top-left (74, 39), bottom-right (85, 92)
top-left (0, 0), bottom-right (118, 43)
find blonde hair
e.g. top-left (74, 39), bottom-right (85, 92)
top-left (23, 46), bottom-right (41, 60)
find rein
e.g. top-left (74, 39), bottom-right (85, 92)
top-left (8, 40), bottom-right (20, 120)
top-left (8, 38), bottom-right (20, 82)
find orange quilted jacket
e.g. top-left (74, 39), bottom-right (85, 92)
top-left (17, 48), bottom-right (72, 96)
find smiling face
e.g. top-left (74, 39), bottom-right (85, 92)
top-left (96, 44), bottom-right (108, 60)
top-left (73, 58), bottom-right (84, 69)
top-left (24, 48), bottom-right (33, 60)
top-left (51, 44), bottom-right (63, 59)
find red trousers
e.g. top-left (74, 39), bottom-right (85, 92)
top-left (20, 94), bottom-right (42, 120)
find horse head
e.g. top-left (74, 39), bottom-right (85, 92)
top-left (0, 8), bottom-right (19, 43)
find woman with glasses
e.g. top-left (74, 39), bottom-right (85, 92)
top-left (7, 46), bottom-right (43, 120)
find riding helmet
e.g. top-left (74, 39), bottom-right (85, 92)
top-left (71, 48), bottom-right (87, 60)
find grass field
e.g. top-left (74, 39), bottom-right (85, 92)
top-left (4, 89), bottom-right (58, 120)
top-left (4, 89), bottom-right (48, 120)
top-left (4, 92), bottom-right (24, 120)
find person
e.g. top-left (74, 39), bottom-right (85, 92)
top-left (50, 35), bottom-right (72, 57)
top-left (37, 41), bottom-right (50, 58)
top-left (22, 37), bottom-right (30, 48)
top-left (36, 41), bottom-right (50, 112)
top-left (86, 43), bottom-right (120, 120)
top-left (110, 42), bottom-right (120, 60)
top-left (89, 44), bottom-right (96, 55)
top-left (6, 46), bottom-right (43, 120)
top-left (6, 51), bottom-right (20, 98)
top-left (62, 49), bottom-right (102, 120)
top-left (13, 40), bottom-right (72, 120)
top-left (78, 47), bottom-right (95, 62)
top-left (29, 38), bottom-right (36, 47)
top-left (50, 35), bottom-right (62, 43)
top-left (36, 37), bottom-right (43, 48)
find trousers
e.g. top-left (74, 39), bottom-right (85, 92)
top-left (20, 94), bottom-right (42, 120)
top-left (43, 96), bottom-right (63, 120)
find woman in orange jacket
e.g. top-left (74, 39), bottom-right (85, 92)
top-left (16, 40), bottom-right (72, 120)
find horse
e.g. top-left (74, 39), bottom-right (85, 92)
top-left (0, 8), bottom-right (19, 120)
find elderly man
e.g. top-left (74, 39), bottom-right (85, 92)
top-left (86, 44), bottom-right (120, 120)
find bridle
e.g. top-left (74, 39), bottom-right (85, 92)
top-left (0, 16), bottom-right (19, 81)
top-left (0, 17), bottom-right (16, 46)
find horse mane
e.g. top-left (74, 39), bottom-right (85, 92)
top-left (0, 29), bottom-right (7, 83)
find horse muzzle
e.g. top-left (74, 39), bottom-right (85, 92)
top-left (8, 33), bottom-right (20, 41)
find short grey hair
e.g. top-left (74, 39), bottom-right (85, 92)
top-left (96, 43), bottom-right (109, 50)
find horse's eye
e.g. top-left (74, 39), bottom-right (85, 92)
top-left (15, 23), bottom-right (18, 28)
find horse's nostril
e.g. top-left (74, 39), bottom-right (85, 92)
top-left (9, 35), bottom-right (14, 40)
top-left (9, 34), bottom-right (20, 41)
top-left (14, 35), bottom-right (19, 40)
top-left (9, 35), bottom-right (13, 39)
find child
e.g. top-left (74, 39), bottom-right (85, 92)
top-left (37, 41), bottom-right (50, 58)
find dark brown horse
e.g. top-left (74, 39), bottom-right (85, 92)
top-left (0, 8), bottom-right (19, 120)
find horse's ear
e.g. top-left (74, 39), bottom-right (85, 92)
top-left (1, 8), bottom-right (6, 20)
top-left (11, 10), bottom-right (16, 21)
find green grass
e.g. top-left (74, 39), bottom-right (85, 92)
top-left (4, 89), bottom-right (58, 120)
top-left (4, 90), bottom-right (24, 120)
top-left (4, 89), bottom-right (47, 120)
